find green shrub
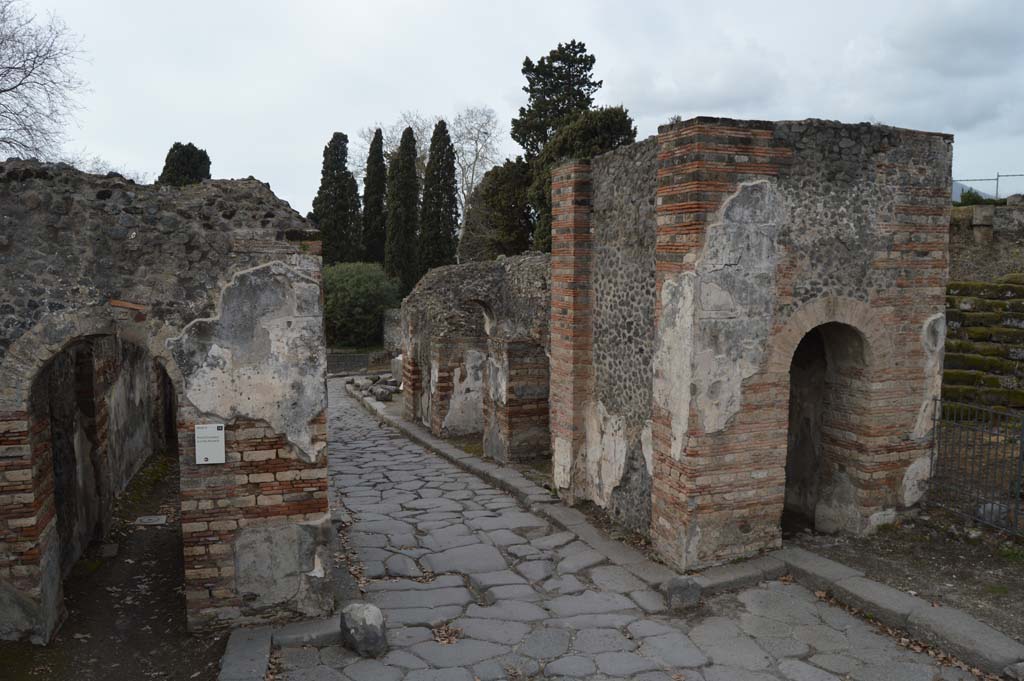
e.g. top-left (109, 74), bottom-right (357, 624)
top-left (323, 262), bottom-right (399, 348)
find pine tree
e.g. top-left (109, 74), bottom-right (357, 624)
top-left (511, 40), bottom-right (602, 160)
top-left (418, 120), bottom-right (459, 276)
top-left (311, 133), bottom-right (361, 266)
top-left (362, 129), bottom-right (387, 263)
top-left (384, 127), bottom-right (420, 295)
top-left (157, 142), bottom-right (211, 186)
top-left (529, 106), bottom-right (636, 251)
top-left (457, 158), bottom-right (534, 263)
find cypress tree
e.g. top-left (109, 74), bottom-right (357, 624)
top-left (384, 127), bottom-right (420, 295)
top-left (362, 129), bottom-right (387, 263)
top-left (311, 132), bottom-right (361, 266)
top-left (157, 142), bottom-right (211, 186)
top-left (418, 120), bottom-right (459, 276)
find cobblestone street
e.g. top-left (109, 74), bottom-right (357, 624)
top-left (275, 380), bottom-right (976, 681)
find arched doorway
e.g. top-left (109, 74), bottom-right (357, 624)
top-left (784, 322), bottom-right (869, 535)
top-left (27, 334), bottom-right (180, 629)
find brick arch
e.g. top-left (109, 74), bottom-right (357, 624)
top-left (763, 296), bottom-right (905, 536)
top-left (765, 296), bottom-right (894, 377)
top-left (1, 307), bottom-right (185, 643)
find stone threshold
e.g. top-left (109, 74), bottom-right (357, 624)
top-left (218, 384), bottom-right (1024, 680)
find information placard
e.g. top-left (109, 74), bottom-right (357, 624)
top-left (195, 423), bottom-right (225, 465)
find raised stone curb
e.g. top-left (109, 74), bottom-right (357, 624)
top-left (218, 626), bottom-right (273, 681)
top-left (693, 555), bottom-right (786, 595)
top-left (272, 615), bottom-right (342, 647)
top-left (771, 547), bottom-right (1024, 674)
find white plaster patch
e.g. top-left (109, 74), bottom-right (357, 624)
top-left (651, 273), bottom-right (696, 461)
top-left (641, 421), bottom-right (653, 475)
top-left (901, 455), bottom-right (932, 507)
top-left (553, 436), bottom-right (572, 489)
top-left (168, 262), bottom-right (327, 462)
top-left (913, 313), bottom-right (946, 439)
top-left (583, 400), bottom-right (628, 507)
top-left (442, 349), bottom-right (486, 435)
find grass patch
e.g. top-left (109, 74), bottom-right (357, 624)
top-left (998, 544), bottom-right (1024, 562)
top-left (985, 584), bottom-right (1010, 596)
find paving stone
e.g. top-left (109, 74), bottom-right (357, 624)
top-left (507, 544), bottom-right (543, 559)
top-left (849, 661), bottom-right (937, 681)
top-left (544, 655), bottom-right (597, 677)
top-left (219, 626), bottom-right (273, 681)
top-left (365, 575), bottom-right (464, 592)
top-left (737, 587), bottom-right (820, 626)
top-left (778, 659), bottom-right (841, 681)
top-left (317, 644), bottom-right (360, 669)
top-left (542, 575), bottom-right (586, 594)
top-left (547, 613), bottom-right (638, 629)
top-left (409, 639), bottom-right (509, 666)
top-left (627, 619), bottom-right (677, 638)
top-left (466, 512), bottom-right (547, 531)
top-left (531, 531), bottom-right (576, 550)
top-left (369, 587), bottom-right (473, 609)
top-left (278, 665), bottom-right (347, 681)
top-left (703, 667), bottom-right (779, 681)
top-left (518, 627), bottom-right (571, 659)
top-left (384, 606), bottom-right (464, 627)
top-left (808, 653), bottom-right (861, 675)
top-left (793, 624), bottom-right (850, 653)
top-left (739, 613), bottom-right (794, 639)
top-left (638, 631), bottom-right (707, 667)
top-left (573, 628), bottom-right (636, 653)
top-left (556, 542), bottom-right (606, 574)
top-left (451, 617), bottom-right (532, 645)
top-left (421, 544), bottom-right (507, 574)
top-left (274, 617), bottom-right (342, 647)
top-left (589, 565), bottom-right (647, 593)
top-left (472, 654), bottom-right (540, 680)
top-left (380, 650), bottom-right (427, 669)
top-left (279, 646), bottom-right (321, 670)
top-left (630, 589), bottom-right (666, 613)
top-left (547, 590), bottom-right (635, 616)
top-left (594, 651), bottom-right (660, 675)
top-left (342, 659), bottom-right (402, 681)
top-left (486, 584), bottom-right (541, 602)
top-left (760, 635), bottom-right (812, 659)
top-left (486, 529), bottom-right (526, 546)
top-left (516, 559), bottom-right (554, 582)
top-left (464, 600), bottom-right (549, 622)
top-left (626, 560), bottom-right (678, 586)
top-left (384, 553), bottom-right (422, 577)
top-left (469, 570), bottom-right (527, 590)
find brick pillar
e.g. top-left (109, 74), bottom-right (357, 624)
top-left (650, 118), bottom-right (792, 568)
top-left (402, 353), bottom-right (421, 424)
top-left (548, 161), bottom-right (593, 501)
top-left (483, 337), bottom-right (549, 463)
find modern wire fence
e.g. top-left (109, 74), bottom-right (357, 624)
top-left (929, 399), bottom-right (1024, 536)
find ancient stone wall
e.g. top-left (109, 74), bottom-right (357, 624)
top-left (400, 254), bottom-right (550, 461)
top-left (552, 117), bottom-right (952, 571)
top-left (587, 138), bottom-right (658, 532)
top-left (945, 277), bottom-right (1024, 409)
top-left (949, 199), bottom-right (1024, 281)
top-left (0, 161), bottom-right (330, 642)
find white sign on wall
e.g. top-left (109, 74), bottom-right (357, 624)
top-left (195, 423), bottom-right (226, 465)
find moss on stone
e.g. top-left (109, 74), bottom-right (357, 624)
top-left (943, 384), bottom-right (1024, 408)
top-left (998, 273), bottom-right (1024, 285)
top-left (944, 352), bottom-right (1022, 376)
top-left (943, 369), bottom-right (1002, 387)
top-left (964, 326), bottom-right (1024, 343)
top-left (947, 281), bottom-right (1024, 300)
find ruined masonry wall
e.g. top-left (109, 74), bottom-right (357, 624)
top-left (0, 161), bottom-right (330, 642)
top-left (552, 117), bottom-right (952, 571)
top-left (589, 138), bottom-right (658, 532)
top-left (945, 277), bottom-right (1024, 409)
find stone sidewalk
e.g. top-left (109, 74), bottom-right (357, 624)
top-left (275, 380), bottom-right (977, 681)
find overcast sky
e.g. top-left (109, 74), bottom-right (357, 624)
top-left (30, 0), bottom-right (1024, 214)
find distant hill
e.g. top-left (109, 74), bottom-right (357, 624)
top-left (952, 181), bottom-right (994, 201)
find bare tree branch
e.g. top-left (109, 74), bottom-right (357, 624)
top-left (0, 0), bottom-right (83, 159)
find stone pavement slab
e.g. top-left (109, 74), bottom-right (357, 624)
top-left (286, 380), bottom-right (1017, 681)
